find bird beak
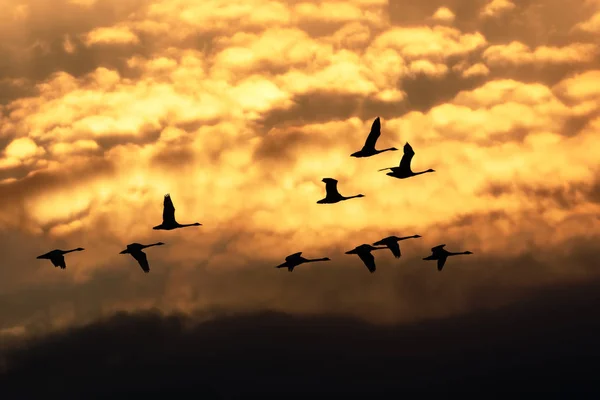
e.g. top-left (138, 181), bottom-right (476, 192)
top-left (119, 249), bottom-right (127, 254)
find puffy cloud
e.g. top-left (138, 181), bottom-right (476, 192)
top-left (431, 6), bottom-right (455, 23)
top-left (0, 0), bottom-right (599, 343)
top-left (574, 12), bottom-right (600, 33)
top-left (483, 41), bottom-right (598, 66)
top-left (83, 25), bottom-right (140, 46)
top-left (480, 0), bottom-right (516, 18)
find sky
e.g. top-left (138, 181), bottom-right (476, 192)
top-left (0, 0), bottom-right (599, 349)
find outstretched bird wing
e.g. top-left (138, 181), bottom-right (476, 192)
top-left (163, 194), bottom-right (176, 224)
top-left (399, 143), bottom-right (415, 172)
top-left (437, 257), bottom-right (447, 271)
top-left (431, 244), bottom-right (446, 253)
top-left (285, 252), bottom-right (302, 262)
top-left (50, 255), bottom-right (66, 269)
top-left (324, 179), bottom-right (340, 197)
top-left (357, 252), bottom-right (377, 273)
top-left (388, 241), bottom-right (401, 258)
top-left (362, 117), bottom-right (381, 150)
top-left (131, 250), bottom-right (150, 273)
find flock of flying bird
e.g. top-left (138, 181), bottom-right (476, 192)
top-left (36, 117), bottom-right (473, 274)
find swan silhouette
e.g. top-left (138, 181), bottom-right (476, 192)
top-left (153, 194), bottom-right (202, 230)
top-left (119, 242), bottom-right (165, 273)
top-left (378, 142), bottom-right (435, 179)
top-left (36, 248), bottom-right (85, 269)
top-left (423, 244), bottom-right (473, 271)
top-left (345, 244), bottom-right (387, 273)
top-left (351, 117), bottom-right (398, 158)
top-left (317, 178), bottom-right (365, 204)
top-left (275, 252), bottom-right (331, 272)
top-left (373, 235), bottom-right (421, 258)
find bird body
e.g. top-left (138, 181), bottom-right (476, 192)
top-left (351, 117), bottom-right (398, 158)
top-left (345, 244), bottom-right (387, 273)
top-left (119, 242), bottom-right (165, 273)
top-left (378, 142), bottom-right (434, 179)
top-left (317, 178), bottom-right (365, 204)
top-left (373, 235), bottom-right (421, 258)
top-left (153, 194), bottom-right (202, 230)
top-left (423, 244), bottom-right (473, 271)
top-left (275, 252), bottom-right (331, 272)
top-left (36, 248), bottom-right (85, 269)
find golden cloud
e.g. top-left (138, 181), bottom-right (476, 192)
top-left (431, 7), bottom-right (455, 23)
top-left (480, 0), bottom-right (516, 18)
top-left (482, 41), bottom-right (598, 66)
top-left (83, 25), bottom-right (140, 46)
top-left (0, 0), bottom-right (599, 339)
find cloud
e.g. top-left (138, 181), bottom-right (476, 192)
top-left (4, 279), bottom-right (600, 396)
top-left (480, 0), bottom-right (516, 18)
top-left (573, 11), bottom-right (600, 33)
top-left (0, 0), bottom-right (599, 345)
top-left (483, 42), bottom-right (598, 67)
top-left (431, 7), bottom-right (455, 23)
top-left (83, 25), bottom-right (140, 46)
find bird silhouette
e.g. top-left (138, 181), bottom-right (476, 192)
top-left (423, 244), bottom-right (473, 271)
top-left (275, 252), bottom-right (331, 272)
top-left (351, 117), bottom-right (398, 158)
top-left (373, 235), bottom-right (421, 258)
top-left (36, 248), bottom-right (85, 269)
top-left (317, 178), bottom-right (365, 204)
top-left (153, 194), bottom-right (202, 230)
top-left (378, 142), bottom-right (435, 179)
top-left (345, 244), bottom-right (388, 273)
top-left (119, 242), bottom-right (165, 273)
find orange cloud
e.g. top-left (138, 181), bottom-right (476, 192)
top-left (480, 0), bottom-right (516, 18)
top-left (482, 41), bottom-right (598, 66)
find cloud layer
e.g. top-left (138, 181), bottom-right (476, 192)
top-left (0, 0), bottom-right (599, 340)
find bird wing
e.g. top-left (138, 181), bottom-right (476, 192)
top-left (388, 241), bottom-right (401, 258)
top-left (51, 255), bottom-right (66, 269)
top-left (131, 250), bottom-right (150, 273)
top-left (431, 244), bottom-right (446, 252)
top-left (163, 194), bottom-right (176, 224)
top-left (357, 252), bottom-right (376, 273)
top-left (362, 117), bottom-right (381, 150)
top-left (437, 256), bottom-right (447, 271)
top-left (324, 179), bottom-right (340, 197)
top-left (399, 143), bottom-right (415, 172)
top-left (285, 252), bottom-right (302, 262)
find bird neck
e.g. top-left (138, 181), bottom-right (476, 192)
top-left (448, 251), bottom-right (468, 256)
top-left (412, 169), bottom-right (433, 176)
top-left (398, 236), bottom-right (417, 241)
top-left (306, 258), bottom-right (328, 262)
top-left (64, 248), bottom-right (80, 254)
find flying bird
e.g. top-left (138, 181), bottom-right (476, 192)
top-left (378, 142), bottom-right (435, 179)
top-left (345, 244), bottom-right (387, 273)
top-left (36, 248), bottom-right (85, 270)
top-left (373, 235), bottom-right (422, 258)
top-left (119, 242), bottom-right (165, 273)
top-left (351, 117), bottom-right (398, 158)
top-left (275, 252), bottom-right (331, 272)
top-left (423, 244), bottom-right (473, 271)
top-left (317, 178), bottom-right (365, 204)
top-left (153, 193), bottom-right (202, 230)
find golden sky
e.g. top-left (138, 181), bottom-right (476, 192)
top-left (0, 0), bottom-right (599, 339)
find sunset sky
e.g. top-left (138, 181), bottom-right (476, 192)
top-left (0, 0), bottom-right (599, 341)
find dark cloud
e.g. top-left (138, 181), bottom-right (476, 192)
top-left (480, 177), bottom-right (600, 209)
top-left (389, 0), bottom-right (597, 47)
top-left (4, 278), bottom-right (600, 397)
top-left (256, 91), bottom-right (408, 133)
top-left (0, 156), bottom-right (114, 208)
